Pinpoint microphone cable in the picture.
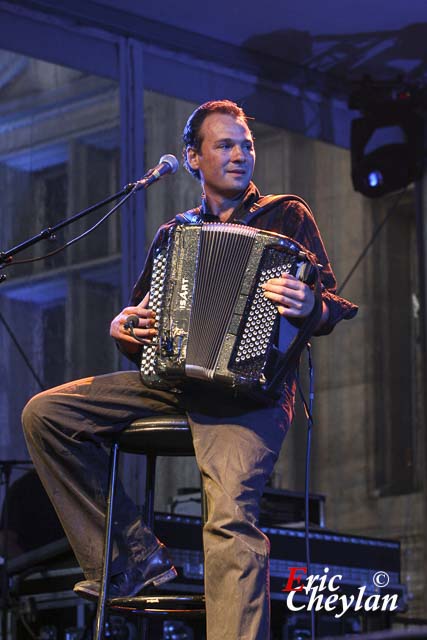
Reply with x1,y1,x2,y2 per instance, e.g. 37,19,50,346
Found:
337,187,406,296
296,342,316,640
0,309,45,391
1,186,137,268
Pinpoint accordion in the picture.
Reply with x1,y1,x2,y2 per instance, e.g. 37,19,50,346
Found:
140,223,321,402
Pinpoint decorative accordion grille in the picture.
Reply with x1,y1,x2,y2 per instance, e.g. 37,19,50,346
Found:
230,249,296,377
139,244,169,376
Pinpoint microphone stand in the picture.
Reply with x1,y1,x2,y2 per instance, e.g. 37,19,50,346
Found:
0,181,139,281
0,177,150,392
0,168,173,635
0,460,33,640
0,155,177,276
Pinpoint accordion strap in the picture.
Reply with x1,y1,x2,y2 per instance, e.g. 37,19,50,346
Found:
175,194,313,226
237,193,314,226
175,207,203,224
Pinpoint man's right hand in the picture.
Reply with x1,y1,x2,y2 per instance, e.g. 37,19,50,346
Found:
110,292,157,354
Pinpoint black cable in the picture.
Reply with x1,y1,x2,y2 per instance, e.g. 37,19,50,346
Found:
296,343,315,640
337,188,407,296
0,309,45,391
289,183,405,640
17,608,39,640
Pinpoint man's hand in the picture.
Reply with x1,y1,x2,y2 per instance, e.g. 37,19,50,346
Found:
262,273,315,318
110,292,157,354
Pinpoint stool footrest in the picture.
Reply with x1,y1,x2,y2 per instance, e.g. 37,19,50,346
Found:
109,594,206,616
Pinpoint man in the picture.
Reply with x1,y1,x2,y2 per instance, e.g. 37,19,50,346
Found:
22,100,357,640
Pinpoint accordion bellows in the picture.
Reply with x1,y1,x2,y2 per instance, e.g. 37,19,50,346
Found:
140,223,320,402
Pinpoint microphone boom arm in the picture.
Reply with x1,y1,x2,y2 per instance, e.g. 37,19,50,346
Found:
0,154,179,273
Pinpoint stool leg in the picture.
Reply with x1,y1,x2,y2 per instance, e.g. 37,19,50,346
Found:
141,454,156,640
144,454,156,530
94,441,120,640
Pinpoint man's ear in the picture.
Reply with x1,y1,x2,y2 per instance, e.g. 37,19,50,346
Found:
187,147,200,171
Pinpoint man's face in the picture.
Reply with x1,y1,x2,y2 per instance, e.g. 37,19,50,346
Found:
187,113,255,199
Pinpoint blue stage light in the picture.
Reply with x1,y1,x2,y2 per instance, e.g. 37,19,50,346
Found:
367,170,383,189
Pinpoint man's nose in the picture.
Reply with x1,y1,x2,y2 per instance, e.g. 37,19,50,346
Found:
231,145,245,162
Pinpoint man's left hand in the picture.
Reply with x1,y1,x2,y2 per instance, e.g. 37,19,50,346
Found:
262,273,315,318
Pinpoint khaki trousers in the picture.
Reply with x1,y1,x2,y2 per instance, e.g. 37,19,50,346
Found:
22,371,292,640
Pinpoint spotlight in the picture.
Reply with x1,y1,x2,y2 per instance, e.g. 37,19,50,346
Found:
350,111,424,198
349,81,425,198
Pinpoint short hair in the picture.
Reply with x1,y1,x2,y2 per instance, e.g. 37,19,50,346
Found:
182,100,251,180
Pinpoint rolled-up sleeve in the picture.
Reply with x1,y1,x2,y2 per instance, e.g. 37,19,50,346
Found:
279,200,358,335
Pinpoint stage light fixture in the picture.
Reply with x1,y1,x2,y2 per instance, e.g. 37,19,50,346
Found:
349,82,425,198
350,110,424,198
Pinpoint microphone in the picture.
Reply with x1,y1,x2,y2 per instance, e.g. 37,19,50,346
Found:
134,154,179,190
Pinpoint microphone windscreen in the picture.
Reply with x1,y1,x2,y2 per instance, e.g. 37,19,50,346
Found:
160,154,179,174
